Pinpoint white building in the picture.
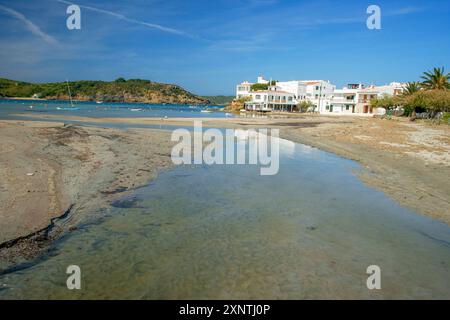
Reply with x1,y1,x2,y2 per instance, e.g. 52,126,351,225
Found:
236,76,404,115
374,82,405,97
235,76,271,99
300,80,336,113
276,81,308,101
236,81,252,99
324,82,405,115
324,84,379,115
244,86,297,112
257,76,269,85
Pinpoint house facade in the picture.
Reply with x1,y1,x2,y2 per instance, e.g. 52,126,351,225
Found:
323,84,379,115
236,76,405,115
244,86,297,112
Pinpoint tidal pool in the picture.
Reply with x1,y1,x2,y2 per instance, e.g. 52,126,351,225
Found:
1,137,449,299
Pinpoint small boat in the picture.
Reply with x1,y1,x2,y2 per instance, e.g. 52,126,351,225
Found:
201,109,213,113
130,108,142,112
96,101,103,104
58,79,79,111
57,107,80,111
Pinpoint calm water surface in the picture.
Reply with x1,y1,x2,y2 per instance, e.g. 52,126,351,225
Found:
0,99,229,121
0,135,449,299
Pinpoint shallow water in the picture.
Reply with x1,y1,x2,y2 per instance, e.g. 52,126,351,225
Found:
0,135,449,299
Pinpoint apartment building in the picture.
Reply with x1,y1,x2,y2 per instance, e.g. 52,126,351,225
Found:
236,76,404,115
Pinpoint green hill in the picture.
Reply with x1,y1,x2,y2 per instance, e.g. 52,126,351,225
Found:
201,95,235,105
0,77,210,105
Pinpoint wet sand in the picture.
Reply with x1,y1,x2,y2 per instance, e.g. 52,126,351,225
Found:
0,120,174,263
12,113,450,225
1,114,449,263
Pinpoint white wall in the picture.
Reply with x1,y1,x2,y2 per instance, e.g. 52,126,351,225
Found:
236,81,252,99
276,81,307,99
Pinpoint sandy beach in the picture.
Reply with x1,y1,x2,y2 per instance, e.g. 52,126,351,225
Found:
0,120,174,264
1,114,449,266
12,113,450,215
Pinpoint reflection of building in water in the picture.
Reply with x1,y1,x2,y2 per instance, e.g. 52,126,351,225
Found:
278,138,296,156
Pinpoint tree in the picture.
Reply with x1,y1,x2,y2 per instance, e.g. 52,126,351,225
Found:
370,94,398,113
297,100,313,112
251,83,269,91
416,89,450,113
403,82,421,95
400,82,422,118
421,67,450,90
403,89,450,118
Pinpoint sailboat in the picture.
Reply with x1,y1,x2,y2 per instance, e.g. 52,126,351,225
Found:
57,80,80,111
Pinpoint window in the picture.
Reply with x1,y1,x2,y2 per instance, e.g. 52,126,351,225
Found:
346,105,350,110
255,95,261,99
288,96,293,101
316,86,319,90
326,105,330,110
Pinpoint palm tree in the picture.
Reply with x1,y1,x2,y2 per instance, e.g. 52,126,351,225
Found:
403,82,421,95
421,67,450,90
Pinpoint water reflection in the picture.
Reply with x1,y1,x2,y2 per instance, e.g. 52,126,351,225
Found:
0,133,449,299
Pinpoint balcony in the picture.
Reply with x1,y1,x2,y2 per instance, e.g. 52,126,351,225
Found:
331,98,356,104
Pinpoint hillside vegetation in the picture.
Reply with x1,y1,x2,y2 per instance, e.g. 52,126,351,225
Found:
0,77,209,105
201,95,234,105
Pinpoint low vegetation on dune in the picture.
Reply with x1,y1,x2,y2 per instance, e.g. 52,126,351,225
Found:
0,77,210,105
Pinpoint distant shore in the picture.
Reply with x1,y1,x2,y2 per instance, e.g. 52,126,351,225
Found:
1,96,225,105
1,97,46,101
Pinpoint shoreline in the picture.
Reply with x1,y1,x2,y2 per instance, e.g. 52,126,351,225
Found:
0,120,175,267
1,114,449,266
11,113,450,222
1,97,223,106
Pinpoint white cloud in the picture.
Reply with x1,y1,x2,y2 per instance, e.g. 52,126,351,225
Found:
55,0,194,38
0,4,58,44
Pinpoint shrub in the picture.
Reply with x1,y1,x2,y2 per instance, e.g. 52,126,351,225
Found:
251,83,269,91
443,112,450,124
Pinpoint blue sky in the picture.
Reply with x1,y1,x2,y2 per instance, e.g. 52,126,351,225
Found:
0,0,449,95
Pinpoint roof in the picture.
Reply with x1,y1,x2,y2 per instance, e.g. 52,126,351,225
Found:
252,90,293,94
301,81,321,85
